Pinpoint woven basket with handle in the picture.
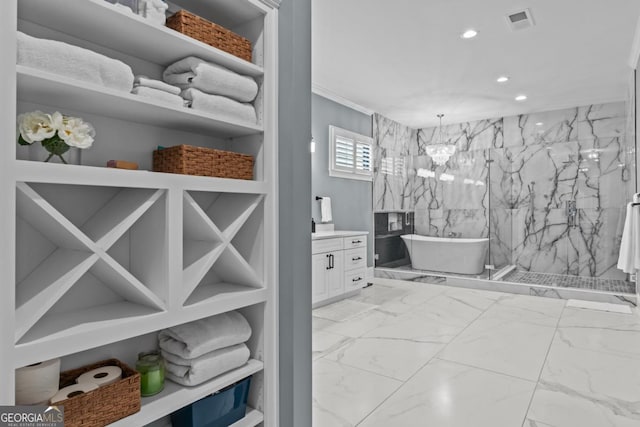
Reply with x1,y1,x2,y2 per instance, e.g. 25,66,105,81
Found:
56,358,140,427
153,145,254,180
166,10,252,62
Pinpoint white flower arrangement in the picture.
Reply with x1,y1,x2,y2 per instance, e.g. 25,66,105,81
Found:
17,111,95,163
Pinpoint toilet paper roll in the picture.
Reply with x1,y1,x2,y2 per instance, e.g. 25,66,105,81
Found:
76,365,122,387
15,358,61,405
50,383,99,404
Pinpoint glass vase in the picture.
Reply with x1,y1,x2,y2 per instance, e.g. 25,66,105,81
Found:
29,143,81,165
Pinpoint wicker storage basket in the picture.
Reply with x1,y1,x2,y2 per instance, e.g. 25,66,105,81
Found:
56,359,140,427
153,145,254,180
166,10,252,62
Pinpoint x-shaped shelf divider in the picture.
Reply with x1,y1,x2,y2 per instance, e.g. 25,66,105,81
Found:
15,183,166,342
182,192,265,304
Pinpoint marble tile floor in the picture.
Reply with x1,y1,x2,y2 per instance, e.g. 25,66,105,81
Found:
502,270,636,294
312,277,640,427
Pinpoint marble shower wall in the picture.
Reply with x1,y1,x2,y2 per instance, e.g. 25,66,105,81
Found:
497,103,630,278
373,102,633,278
373,114,418,211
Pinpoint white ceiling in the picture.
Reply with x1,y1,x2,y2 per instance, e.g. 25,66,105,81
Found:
312,0,640,128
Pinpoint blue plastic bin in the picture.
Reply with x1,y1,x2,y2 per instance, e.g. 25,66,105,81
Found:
171,376,251,427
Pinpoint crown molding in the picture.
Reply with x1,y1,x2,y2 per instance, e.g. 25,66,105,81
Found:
312,83,375,116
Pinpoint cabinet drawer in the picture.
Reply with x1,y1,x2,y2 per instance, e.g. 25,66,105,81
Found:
344,248,366,271
345,268,366,291
312,238,343,254
343,235,366,250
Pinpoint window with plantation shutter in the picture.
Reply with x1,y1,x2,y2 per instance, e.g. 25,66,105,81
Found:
328,125,374,181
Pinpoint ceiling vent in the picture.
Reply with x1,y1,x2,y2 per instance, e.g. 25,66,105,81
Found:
506,9,534,31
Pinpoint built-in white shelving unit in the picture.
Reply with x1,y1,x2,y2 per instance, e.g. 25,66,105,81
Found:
1,0,279,425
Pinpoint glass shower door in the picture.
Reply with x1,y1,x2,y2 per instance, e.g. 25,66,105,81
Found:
488,124,634,286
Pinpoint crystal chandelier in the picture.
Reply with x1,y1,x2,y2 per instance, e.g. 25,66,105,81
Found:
426,113,456,166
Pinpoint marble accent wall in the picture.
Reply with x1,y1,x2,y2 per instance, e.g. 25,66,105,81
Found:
373,102,632,279
373,114,418,211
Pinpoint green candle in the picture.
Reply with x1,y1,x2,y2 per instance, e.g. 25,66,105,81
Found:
136,351,165,397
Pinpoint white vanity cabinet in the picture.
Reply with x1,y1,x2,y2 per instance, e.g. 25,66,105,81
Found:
312,232,367,306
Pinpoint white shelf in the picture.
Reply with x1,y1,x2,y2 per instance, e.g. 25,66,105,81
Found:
184,283,266,308
17,66,263,138
109,359,264,427
230,407,265,427
14,287,268,367
15,161,269,194
18,0,265,77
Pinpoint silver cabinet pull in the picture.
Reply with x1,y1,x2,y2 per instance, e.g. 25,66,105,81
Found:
352,240,362,244
352,256,362,261
352,277,362,282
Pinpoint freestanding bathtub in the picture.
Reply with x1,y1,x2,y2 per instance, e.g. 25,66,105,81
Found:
400,234,489,275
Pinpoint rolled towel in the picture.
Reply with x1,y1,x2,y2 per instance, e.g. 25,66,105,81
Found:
182,88,257,124
163,56,258,103
159,311,252,359
131,86,184,107
162,344,250,387
134,75,181,95
17,31,134,92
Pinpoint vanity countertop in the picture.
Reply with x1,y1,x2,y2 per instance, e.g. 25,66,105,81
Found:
312,230,369,240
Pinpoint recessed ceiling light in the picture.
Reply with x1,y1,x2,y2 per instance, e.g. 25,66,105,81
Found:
515,95,528,101
461,29,478,39
497,76,509,83
535,122,544,126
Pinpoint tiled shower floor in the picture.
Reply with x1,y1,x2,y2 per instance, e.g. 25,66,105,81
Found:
501,270,636,294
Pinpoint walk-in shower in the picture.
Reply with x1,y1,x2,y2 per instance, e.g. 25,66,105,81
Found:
373,102,637,305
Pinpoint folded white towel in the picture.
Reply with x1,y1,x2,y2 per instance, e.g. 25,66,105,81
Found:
17,31,134,92
163,56,258,103
158,311,252,359
182,88,257,124
131,86,184,107
617,203,640,274
163,344,250,386
134,75,181,95
137,0,168,25
320,197,333,223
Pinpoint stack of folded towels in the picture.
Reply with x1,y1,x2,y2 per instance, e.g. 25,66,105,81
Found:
158,311,252,387
131,75,184,107
17,31,134,92
163,56,258,124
